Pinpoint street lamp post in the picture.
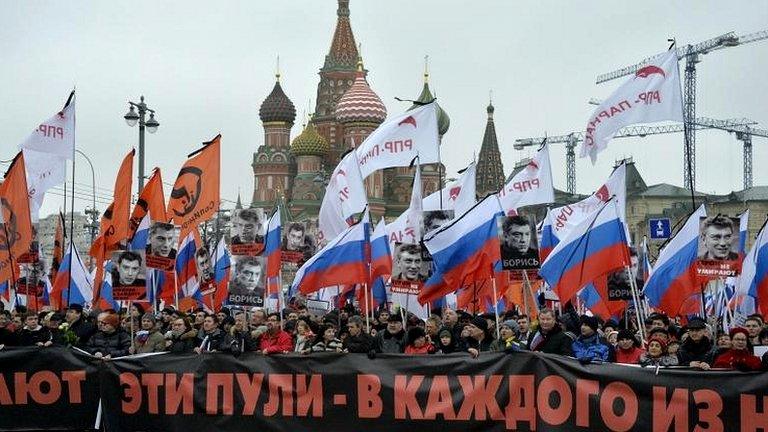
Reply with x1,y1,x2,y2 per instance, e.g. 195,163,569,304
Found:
75,149,99,244
123,96,160,191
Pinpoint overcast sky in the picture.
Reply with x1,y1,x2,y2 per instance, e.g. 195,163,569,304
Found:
1,0,766,218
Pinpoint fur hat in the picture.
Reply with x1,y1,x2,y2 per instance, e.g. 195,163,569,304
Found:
580,315,600,332
470,316,489,333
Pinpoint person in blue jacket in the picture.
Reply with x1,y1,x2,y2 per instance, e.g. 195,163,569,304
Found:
572,315,614,363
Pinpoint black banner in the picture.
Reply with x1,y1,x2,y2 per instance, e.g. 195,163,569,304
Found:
0,347,100,431
3,348,768,431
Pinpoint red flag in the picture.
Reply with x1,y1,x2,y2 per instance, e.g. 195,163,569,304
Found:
168,135,220,240
129,167,167,239
0,152,34,283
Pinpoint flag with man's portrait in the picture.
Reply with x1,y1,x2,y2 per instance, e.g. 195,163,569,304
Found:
168,135,221,240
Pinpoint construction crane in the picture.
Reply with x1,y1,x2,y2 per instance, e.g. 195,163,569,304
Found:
595,30,768,190
514,117,768,193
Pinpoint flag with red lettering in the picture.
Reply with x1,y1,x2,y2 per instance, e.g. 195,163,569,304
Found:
168,135,221,240
581,49,683,162
422,162,476,215
354,103,439,179
498,143,554,214
0,153,34,284
317,150,367,245
385,163,424,249
19,91,76,220
129,168,167,240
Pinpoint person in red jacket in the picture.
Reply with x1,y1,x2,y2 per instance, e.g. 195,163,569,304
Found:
404,326,435,355
615,329,644,364
258,313,293,355
713,327,762,371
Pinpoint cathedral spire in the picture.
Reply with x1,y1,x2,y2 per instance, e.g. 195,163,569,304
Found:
324,0,359,71
475,97,505,196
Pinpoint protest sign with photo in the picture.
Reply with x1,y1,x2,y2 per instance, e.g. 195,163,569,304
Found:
696,215,741,277
110,250,147,300
391,242,428,295
281,221,316,264
227,255,265,306
230,208,266,256
145,221,178,271
498,215,540,270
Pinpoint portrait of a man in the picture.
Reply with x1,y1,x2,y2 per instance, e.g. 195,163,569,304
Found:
499,215,540,270
392,243,427,283
231,209,265,245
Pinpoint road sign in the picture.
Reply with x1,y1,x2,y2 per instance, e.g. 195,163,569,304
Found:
648,218,671,239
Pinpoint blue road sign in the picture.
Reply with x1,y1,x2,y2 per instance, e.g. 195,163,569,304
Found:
648,218,671,239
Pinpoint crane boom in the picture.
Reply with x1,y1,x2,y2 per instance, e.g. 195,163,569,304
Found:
514,117,767,192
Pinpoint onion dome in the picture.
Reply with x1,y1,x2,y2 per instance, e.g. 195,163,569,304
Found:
410,68,450,136
335,60,387,124
259,75,296,124
290,120,330,157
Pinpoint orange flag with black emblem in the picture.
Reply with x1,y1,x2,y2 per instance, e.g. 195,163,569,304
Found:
129,167,167,240
168,135,220,239
0,152,34,283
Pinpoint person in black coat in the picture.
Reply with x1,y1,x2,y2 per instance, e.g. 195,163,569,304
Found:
343,316,374,353
676,317,715,369
0,310,18,348
65,304,96,347
165,317,197,354
224,312,257,355
373,314,406,353
18,312,52,346
86,313,131,358
194,314,227,353
526,309,574,357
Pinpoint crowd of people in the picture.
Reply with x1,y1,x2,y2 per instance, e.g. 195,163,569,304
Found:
1,300,767,372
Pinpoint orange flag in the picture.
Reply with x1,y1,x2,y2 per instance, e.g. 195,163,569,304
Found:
129,167,167,239
94,149,134,251
168,135,220,239
0,152,34,283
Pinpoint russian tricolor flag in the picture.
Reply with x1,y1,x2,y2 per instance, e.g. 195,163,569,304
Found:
419,195,504,305
370,217,392,281
738,210,749,255
95,261,121,311
645,205,707,315
539,197,629,305
539,209,558,262
176,232,199,299
740,217,768,312
264,209,281,279
129,214,150,251
50,243,94,308
292,210,370,295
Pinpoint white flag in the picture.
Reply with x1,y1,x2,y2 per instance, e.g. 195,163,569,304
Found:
20,92,75,158
19,92,76,220
497,143,554,214
423,162,476,215
355,103,439,179
317,150,368,245
385,165,426,248
549,163,627,240
581,50,683,162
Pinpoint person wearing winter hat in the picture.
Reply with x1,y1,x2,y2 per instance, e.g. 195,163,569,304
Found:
374,313,406,354
491,320,524,352
713,327,762,371
638,336,678,367
405,326,435,355
130,313,166,354
86,312,131,358
572,315,613,363
436,328,458,354
677,316,715,369
615,328,644,364
466,316,493,358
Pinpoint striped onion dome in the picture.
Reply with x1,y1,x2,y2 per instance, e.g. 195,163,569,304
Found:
335,60,387,124
290,120,330,157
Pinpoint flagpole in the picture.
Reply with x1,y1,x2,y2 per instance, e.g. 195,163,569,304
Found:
67,91,77,308
2,223,20,309
626,266,645,343
174,270,180,311
364,282,370,334
129,300,135,353
491,273,501,342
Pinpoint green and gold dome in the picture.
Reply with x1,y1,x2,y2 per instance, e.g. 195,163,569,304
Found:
290,120,330,157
